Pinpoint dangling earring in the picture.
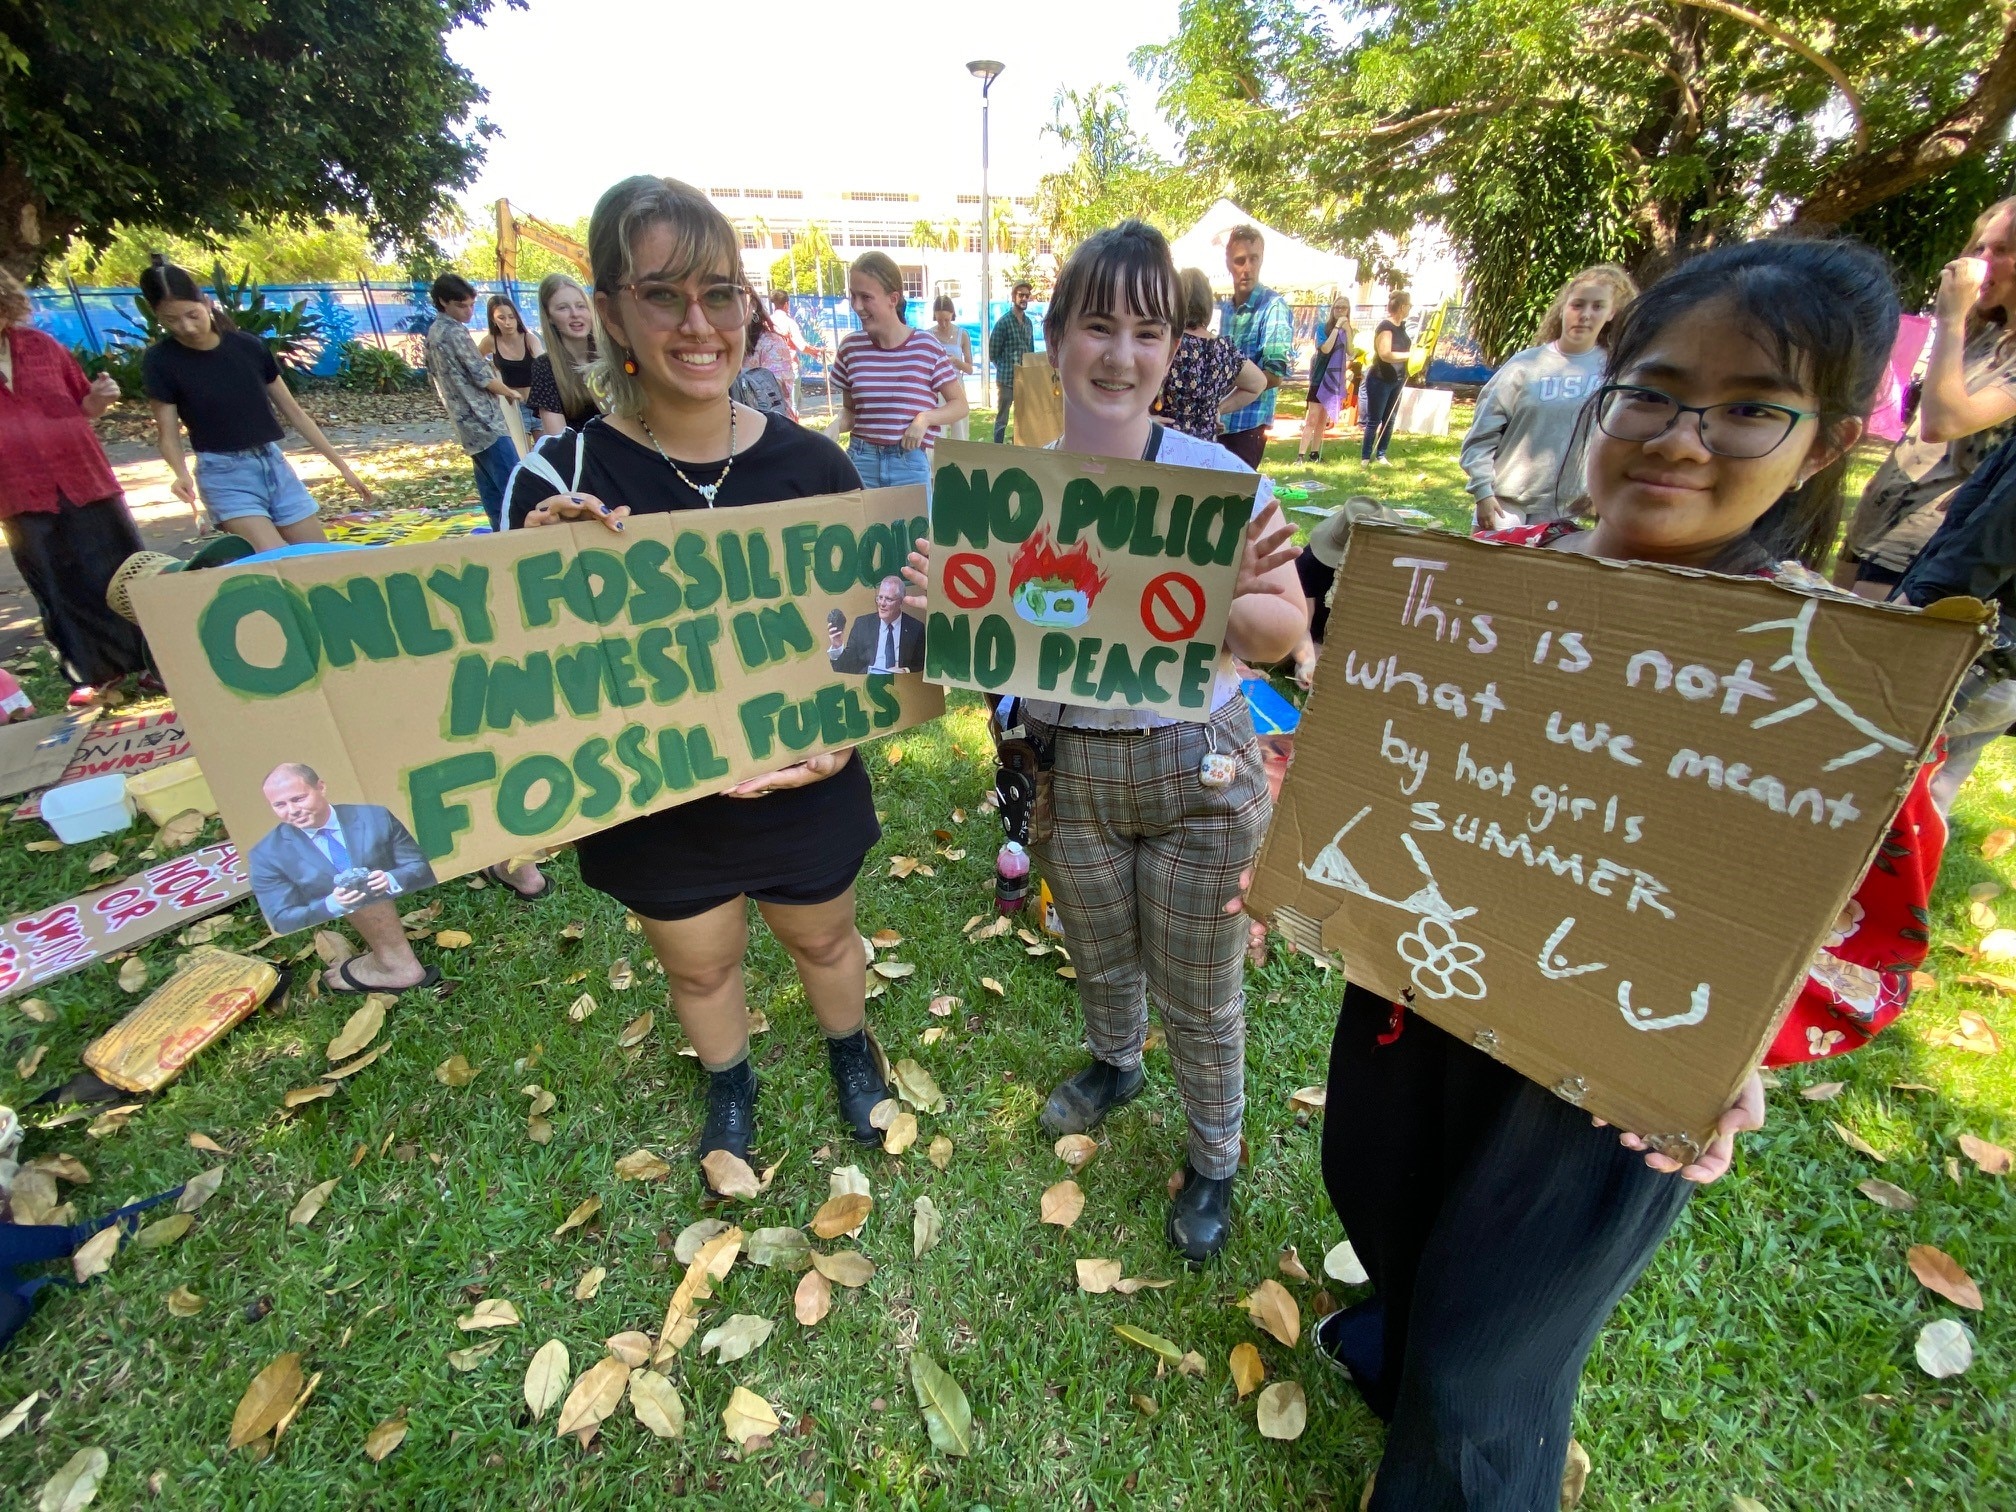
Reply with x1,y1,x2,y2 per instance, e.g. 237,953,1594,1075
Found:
622,350,638,376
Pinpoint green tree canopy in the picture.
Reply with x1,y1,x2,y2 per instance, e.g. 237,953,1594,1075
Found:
768,225,848,295
1036,85,1206,255
0,0,512,277
46,216,406,286
1136,0,2016,358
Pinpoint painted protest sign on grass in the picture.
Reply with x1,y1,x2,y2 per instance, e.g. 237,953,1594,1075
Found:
1250,525,1987,1155
923,440,1256,718
131,487,944,935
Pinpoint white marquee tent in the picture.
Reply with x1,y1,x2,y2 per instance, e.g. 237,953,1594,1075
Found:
1165,199,1357,295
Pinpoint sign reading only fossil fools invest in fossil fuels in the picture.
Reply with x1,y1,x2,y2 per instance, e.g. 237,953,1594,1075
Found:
1249,525,1988,1156
131,487,944,934
923,441,1257,718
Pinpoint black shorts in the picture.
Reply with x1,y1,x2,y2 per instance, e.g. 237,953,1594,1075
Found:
1851,558,1906,588
606,851,868,923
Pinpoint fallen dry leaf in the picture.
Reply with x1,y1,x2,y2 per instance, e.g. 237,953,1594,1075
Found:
1830,1121,1884,1160
630,1368,685,1438
605,1331,653,1367
1056,966,1077,980
1113,1322,1184,1362
433,929,473,950
981,976,1006,996
888,855,920,878
1256,1381,1307,1441
1076,1257,1122,1294
722,1385,780,1449
746,1227,813,1271
1800,1081,1846,1102
85,1104,141,1138
362,1412,407,1462
1243,1279,1301,1347
868,1098,899,1130
326,998,387,1062
555,1355,629,1442
811,1192,873,1239
176,1165,226,1214
1858,1178,1918,1211
1111,1276,1176,1295
928,995,960,1017
913,1194,942,1259
165,1285,204,1318
608,957,635,991
892,1058,946,1113
0,1390,39,1441
1279,1245,1312,1283
615,1147,672,1182
16,998,55,1024
673,1219,733,1264
117,957,149,993
1981,827,2016,860
1054,1134,1098,1171
86,850,117,874
872,960,916,980
324,1045,385,1080
16,1044,45,1079
35,1446,109,1510
136,1212,192,1250
313,930,355,965
282,1083,336,1109
883,1110,919,1155
1230,1341,1266,1398
229,1352,303,1449
812,1249,876,1288
928,1134,954,1171
701,1314,776,1365
1287,1085,1327,1114
524,1339,570,1420
289,1177,338,1226
554,1196,601,1237
616,1011,654,1049
22,839,61,853
457,1298,522,1331
1959,1133,2013,1175
701,1150,762,1199
795,1267,834,1326
573,1266,606,1301
1970,898,2000,931
434,1053,477,1087
445,1339,502,1371
1907,1244,1984,1310
1040,1179,1085,1228
526,1116,554,1145
71,1226,117,1283
1916,1317,1974,1377
188,1132,227,1155
567,992,598,1022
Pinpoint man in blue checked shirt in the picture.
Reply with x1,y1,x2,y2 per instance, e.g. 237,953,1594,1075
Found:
1217,226,1293,468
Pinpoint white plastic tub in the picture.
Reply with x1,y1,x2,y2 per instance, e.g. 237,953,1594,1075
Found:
41,773,135,844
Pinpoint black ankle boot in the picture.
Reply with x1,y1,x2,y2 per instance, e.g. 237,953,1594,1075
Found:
827,1029,890,1144
699,1061,756,1183
1166,1163,1234,1263
1040,1058,1145,1137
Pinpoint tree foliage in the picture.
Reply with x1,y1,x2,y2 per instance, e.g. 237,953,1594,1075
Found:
1036,85,1207,254
46,216,404,286
768,225,848,295
1135,0,2016,353
0,0,514,277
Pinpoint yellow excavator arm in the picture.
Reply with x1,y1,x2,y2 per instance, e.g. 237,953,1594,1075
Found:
494,200,590,282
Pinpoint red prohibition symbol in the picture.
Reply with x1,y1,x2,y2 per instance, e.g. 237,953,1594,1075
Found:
943,552,998,610
1140,572,1208,642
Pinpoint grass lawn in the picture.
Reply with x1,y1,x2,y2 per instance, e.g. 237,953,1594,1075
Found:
0,407,2009,1510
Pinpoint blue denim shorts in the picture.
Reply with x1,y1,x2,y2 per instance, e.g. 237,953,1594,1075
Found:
848,440,931,490
195,443,321,528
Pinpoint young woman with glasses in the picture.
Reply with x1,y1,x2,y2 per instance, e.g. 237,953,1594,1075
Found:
503,175,893,1191
833,252,967,487
1313,239,1947,1511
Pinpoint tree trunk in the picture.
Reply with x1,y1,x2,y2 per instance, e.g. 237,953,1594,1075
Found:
1793,15,2016,227
0,153,73,281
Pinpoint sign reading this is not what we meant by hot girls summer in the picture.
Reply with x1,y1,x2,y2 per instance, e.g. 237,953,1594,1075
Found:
1251,524,1989,1155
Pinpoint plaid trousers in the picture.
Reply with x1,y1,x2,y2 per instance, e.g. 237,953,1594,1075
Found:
1031,699,1272,1179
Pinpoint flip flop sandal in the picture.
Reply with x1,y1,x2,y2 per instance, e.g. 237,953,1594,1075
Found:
325,959,443,996
485,863,555,902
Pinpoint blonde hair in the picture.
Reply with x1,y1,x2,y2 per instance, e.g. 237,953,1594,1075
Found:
535,272,597,422
1966,198,2016,331
0,267,29,328
849,251,907,324
1178,268,1214,330
1535,263,1638,348
585,174,745,420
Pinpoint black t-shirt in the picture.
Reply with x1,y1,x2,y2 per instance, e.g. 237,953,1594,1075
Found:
1372,319,1412,385
527,353,599,429
141,330,284,453
506,412,881,907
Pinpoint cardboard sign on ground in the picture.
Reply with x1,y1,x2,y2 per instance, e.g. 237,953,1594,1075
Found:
0,708,98,800
924,440,1256,719
130,488,945,934
1250,525,1988,1154
14,709,189,818
0,842,250,1001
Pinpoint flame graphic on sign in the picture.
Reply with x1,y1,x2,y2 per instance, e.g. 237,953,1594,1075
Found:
1007,528,1109,628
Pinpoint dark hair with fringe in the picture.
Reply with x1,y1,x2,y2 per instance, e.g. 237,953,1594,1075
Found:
485,294,528,343
1043,220,1182,351
139,256,232,334
429,272,477,311
1571,236,1900,571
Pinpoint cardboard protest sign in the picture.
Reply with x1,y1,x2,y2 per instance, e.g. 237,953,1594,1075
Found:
0,708,98,801
14,709,190,818
1250,525,1988,1154
924,440,1256,718
1011,352,1062,450
130,488,944,935
0,842,249,1001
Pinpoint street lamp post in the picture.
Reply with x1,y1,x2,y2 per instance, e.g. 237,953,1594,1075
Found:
967,59,1004,417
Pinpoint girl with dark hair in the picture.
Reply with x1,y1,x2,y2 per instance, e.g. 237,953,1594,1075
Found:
503,175,893,1190
479,294,543,407
833,251,967,488
528,273,598,437
1314,237,1939,1512
926,294,975,440
903,220,1304,1261
733,283,795,419
1296,295,1354,463
140,257,372,549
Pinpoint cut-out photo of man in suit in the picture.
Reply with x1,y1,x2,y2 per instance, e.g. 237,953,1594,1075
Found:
828,576,924,674
249,762,441,995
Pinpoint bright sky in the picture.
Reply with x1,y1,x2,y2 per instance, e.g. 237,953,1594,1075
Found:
447,0,1184,222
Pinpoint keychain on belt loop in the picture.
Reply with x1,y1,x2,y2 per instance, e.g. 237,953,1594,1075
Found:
1198,718,1234,788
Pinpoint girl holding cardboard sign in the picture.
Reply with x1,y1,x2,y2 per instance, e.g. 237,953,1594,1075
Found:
1316,239,1946,1511
505,175,894,1192
906,222,1304,1261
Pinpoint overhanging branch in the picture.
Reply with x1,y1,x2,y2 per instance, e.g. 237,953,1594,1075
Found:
1671,0,1866,152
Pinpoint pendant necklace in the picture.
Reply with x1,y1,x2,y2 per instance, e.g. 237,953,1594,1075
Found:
640,400,736,507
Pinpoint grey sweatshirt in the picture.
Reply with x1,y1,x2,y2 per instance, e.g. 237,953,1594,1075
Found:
1459,342,1608,521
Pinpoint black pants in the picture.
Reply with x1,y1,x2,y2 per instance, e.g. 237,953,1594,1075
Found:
1322,984,1694,1511
1220,424,1268,468
993,375,1013,443
2,497,149,687
1296,547,1336,643
1360,374,1402,459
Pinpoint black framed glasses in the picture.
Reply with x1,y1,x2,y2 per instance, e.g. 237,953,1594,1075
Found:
621,280,746,330
1594,384,1818,459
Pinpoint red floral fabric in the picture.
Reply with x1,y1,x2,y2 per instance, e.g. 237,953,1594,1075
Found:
1470,518,1945,1067
0,326,121,518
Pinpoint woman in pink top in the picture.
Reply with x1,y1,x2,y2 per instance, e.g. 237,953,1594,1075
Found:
833,251,967,487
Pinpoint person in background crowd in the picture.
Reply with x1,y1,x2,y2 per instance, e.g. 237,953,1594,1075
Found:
987,281,1036,443
904,221,1304,1263
927,295,974,440
1316,238,1927,1512
479,294,543,427
1155,267,1265,442
424,273,521,527
0,266,152,706
1297,295,1355,463
738,285,797,419
833,252,967,487
505,174,893,1185
1360,291,1414,465
1218,225,1292,468
1841,198,2016,597
766,288,826,415
528,273,599,437
1464,264,1637,527
140,258,373,552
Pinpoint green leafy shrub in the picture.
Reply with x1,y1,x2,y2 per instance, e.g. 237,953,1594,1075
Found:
336,340,423,393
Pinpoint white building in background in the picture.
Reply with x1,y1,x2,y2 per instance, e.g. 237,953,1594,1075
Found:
708,185,1055,315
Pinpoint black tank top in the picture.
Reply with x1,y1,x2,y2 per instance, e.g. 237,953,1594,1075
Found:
492,341,534,389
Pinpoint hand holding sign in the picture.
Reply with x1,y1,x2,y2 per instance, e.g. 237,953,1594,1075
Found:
523,491,629,534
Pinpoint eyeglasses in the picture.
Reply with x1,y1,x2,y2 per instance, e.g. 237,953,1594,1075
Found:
1594,384,1818,460
620,280,746,330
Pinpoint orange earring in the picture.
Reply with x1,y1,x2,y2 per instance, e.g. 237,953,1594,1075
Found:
622,351,638,375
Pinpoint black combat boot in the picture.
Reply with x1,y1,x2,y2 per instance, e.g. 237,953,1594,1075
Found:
1039,1057,1145,1136
827,1029,891,1144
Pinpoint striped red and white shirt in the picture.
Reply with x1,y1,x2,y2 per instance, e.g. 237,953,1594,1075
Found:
833,329,958,447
